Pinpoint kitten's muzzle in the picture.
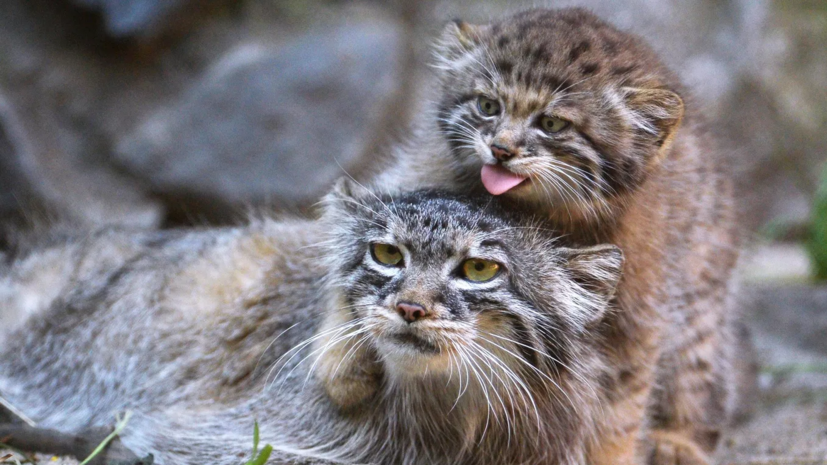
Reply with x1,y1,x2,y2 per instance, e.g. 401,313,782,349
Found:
396,301,429,324
490,143,516,162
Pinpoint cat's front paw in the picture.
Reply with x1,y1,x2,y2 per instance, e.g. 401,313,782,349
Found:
314,328,382,411
323,372,379,411
647,431,711,465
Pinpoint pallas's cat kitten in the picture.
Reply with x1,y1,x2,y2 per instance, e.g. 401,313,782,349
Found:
0,183,623,465
375,7,747,465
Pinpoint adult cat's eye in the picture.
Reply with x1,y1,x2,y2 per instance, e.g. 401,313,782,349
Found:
461,258,501,282
371,243,403,267
477,97,501,116
539,115,570,133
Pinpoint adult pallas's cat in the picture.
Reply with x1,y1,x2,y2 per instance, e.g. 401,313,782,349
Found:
374,8,747,465
0,184,623,465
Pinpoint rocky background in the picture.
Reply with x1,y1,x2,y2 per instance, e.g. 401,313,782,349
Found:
1,0,826,463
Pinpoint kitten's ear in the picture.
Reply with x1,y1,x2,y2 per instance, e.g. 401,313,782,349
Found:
435,19,484,62
561,244,624,322
623,87,684,165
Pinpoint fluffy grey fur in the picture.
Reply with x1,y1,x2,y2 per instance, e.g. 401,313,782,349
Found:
0,185,623,465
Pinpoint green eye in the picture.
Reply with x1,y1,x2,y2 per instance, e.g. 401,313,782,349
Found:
461,259,501,282
371,243,403,267
478,97,501,116
539,116,570,133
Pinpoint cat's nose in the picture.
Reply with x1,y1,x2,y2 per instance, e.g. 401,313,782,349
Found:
490,144,515,162
396,302,429,323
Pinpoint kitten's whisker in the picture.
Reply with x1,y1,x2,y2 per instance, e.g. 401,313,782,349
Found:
535,170,575,222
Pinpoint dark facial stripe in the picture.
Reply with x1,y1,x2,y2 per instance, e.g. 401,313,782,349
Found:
507,315,540,368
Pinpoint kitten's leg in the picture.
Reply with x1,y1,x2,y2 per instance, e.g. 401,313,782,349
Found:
588,319,662,465
313,307,382,410
645,287,735,465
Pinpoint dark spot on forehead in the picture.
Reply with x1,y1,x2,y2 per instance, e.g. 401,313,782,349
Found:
580,62,600,75
611,64,638,76
497,35,510,48
530,47,548,63
567,40,591,64
556,78,573,92
602,39,618,54
496,59,514,75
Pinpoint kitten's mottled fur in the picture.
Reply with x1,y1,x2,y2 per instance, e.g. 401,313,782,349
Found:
373,8,748,465
0,186,623,465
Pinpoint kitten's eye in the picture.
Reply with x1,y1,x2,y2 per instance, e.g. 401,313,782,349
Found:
539,116,570,133
461,259,501,282
371,243,403,267
477,97,501,116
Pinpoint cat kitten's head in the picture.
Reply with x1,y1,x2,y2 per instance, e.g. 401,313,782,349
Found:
321,180,623,383
432,8,684,221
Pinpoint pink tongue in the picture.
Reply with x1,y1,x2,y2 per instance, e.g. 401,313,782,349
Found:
481,164,528,195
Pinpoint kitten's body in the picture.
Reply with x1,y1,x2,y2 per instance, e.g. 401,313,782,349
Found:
0,190,623,465
374,8,745,465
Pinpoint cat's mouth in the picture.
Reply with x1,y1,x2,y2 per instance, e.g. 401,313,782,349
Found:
388,331,441,354
480,164,529,196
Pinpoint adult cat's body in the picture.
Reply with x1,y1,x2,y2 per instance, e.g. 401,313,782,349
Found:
374,8,745,465
0,188,623,465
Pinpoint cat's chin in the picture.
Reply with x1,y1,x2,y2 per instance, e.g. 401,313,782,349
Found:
376,335,454,379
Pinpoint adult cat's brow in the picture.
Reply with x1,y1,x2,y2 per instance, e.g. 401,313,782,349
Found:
479,238,504,247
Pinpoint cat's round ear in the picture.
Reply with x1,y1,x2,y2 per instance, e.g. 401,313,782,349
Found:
622,87,684,166
435,19,484,63
322,178,365,216
560,244,624,322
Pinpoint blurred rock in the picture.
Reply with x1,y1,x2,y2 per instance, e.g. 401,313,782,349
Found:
0,91,163,233
0,0,823,233
69,0,194,37
115,20,404,220
740,243,812,283
745,283,827,355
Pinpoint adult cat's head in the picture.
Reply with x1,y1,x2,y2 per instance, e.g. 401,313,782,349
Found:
321,180,622,388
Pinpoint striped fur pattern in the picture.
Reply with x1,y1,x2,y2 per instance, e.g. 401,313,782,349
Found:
376,8,747,465
0,187,624,465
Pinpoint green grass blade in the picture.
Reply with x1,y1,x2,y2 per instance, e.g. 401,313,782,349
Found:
811,164,827,281
79,411,133,465
244,445,273,465
252,421,260,457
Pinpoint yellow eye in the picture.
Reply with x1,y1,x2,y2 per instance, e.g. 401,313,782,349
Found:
539,116,570,133
478,97,501,116
371,243,403,267
461,259,501,282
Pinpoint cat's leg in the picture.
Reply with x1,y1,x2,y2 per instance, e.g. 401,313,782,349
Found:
588,318,663,465
645,277,739,465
